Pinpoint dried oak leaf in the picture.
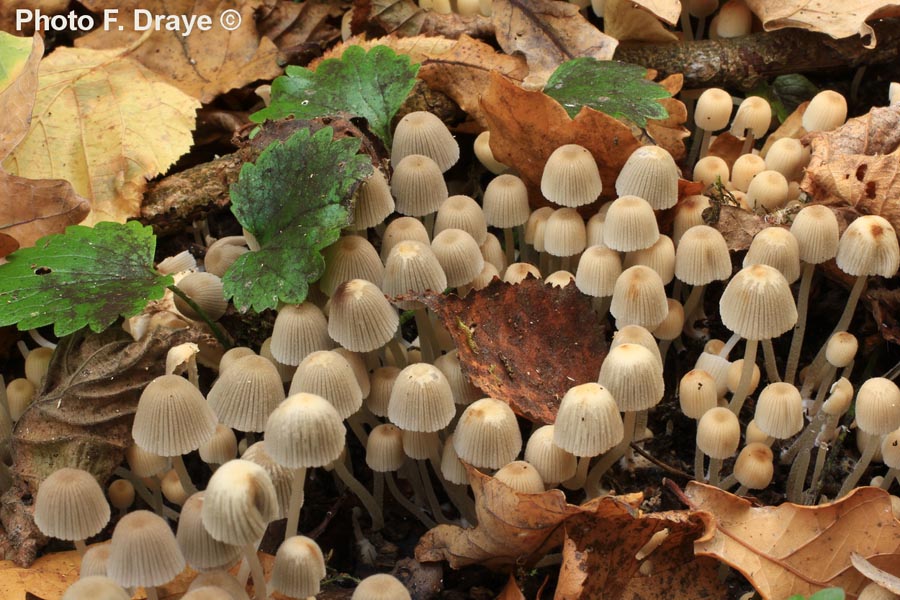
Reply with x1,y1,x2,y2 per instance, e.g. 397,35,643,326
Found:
603,0,679,44
630,0,681,25
352,0,427,37
491,0,618,80
801,104,900,234
645,73,690,161
257,0,341,54
412,277,607,424
0,325,206,566
744,0,900,46
76,0,281,104
678,482,900,599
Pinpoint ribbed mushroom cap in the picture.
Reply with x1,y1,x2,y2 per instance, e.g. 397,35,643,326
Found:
802,90,847,132
391,111,459,172
320,235,384,297
694,351,731,398
754,382,803,439
730,154,766,193
199,425,238,466
204,237,248,278
80,543,111,578
545,270,575,288
856,378,900,436
836,215,900,277
402,429,441,460
270,302,333,366
380,216,430,262
611,325,663,366
241,441,292,520
63,576,130,600
524,425,577,485
432,228,484,287
483,174,531,228
480,233,508,274
624,235,675,285
585,208,606,248
173,272,228,322
504,262,542,284
540,143,602,207
366,424,406,472
652,298,685,341
730,96,771,139
602,195,660,252
441,433,469,485
187,571,250,600
265,393,346,468
790,205,839,264
719,264,798,340
352,573,412,600
553,383,623,457
693,156,729,188
177,492,242,571
434,195,488,245
733,443,774,490
745,419,768,445
679,369,717,419
454,398,522,469
524,206,553,247
271,535,326,598
696,407,741,459
825,331,858,368
610,265,668,330
217,346,256,375
201,459,278,546
473,130,508,175
125,444,169,478
351,169,395,232
107,510,185,588
367,366,400,417
675,225,732,286
332,348,370,399
575,245,621,298
764,137,806,181
259,338,295,384
598,343,665,412
34,468,110,542
743,227,801,283
388,363,455,432
544,208,587,257
434,349,481,405
726,359,761,396
460,262,501,296
328,279,399,352
133,374,217,457
207,355,284,432
615,145,680,210
382,240,448,310
746,170,789,211
391,154,448,217
694,88,733,131
494,461,545,494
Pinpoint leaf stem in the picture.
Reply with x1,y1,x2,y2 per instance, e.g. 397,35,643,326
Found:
167,284,233,349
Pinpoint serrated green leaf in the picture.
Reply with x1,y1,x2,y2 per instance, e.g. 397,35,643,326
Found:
0,221,172,336
808,589,845,600
224,127,373,313
544,58,671,126
251,45,419,146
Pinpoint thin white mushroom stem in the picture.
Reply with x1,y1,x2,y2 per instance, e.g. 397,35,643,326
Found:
416,459,450,525
591,296,612,318
584,410,636,497
347,413,369,447
413,308,438,363
881,468,899,491
811,365,838,416
717,473,737,490
385,470,437,528
728,339,758,415
564,456,592,490
809,441,831,500
28,329,57,349
427,449,476,524
112,467,178,519
781,412,827,464
681,284,706,326
761,339,781,383
785,263,815,384
807,274,868,376
694,442,706,482
284,467,307,542
734,484,749,496
331,458,385,531
383,337,407,369
244,543,267,600
718,332,741,359
172,454,198,496
838,433,879,497
707,458,724,486
740,132,756,156
786,447,812,503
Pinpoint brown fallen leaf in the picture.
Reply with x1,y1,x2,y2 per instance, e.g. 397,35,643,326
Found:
851,553,900,594
491,0,618,80
707,132,745,172
603,0,679,43
631,0,681,25
709,205,767,252
0,0,68,34
498,574,527,600
760,101,809,157
352,0,426,37
801,104,900,234
677,482,900,599
258,0,341,53
744,0,900,46
645,73,690,161
0,173,90,253
411,277,608,424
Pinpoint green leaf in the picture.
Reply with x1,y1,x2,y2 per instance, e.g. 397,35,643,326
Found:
251,45,419,146
749,75,819,123
0,221,172,337
544,58,671,126
224,127,373,313
808,589,845,600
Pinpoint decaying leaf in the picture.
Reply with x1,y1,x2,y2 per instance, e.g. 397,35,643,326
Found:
0,32,41,159
760,101,809,156
603,0,679,43
707,131,745,171
0,0,68,34
630,0,681,25
413,277,607,424
0,325,207,566
801,104,900,234
851,553,900,594
76,0,281,104
0,173,90,255
491,0,618,80
2,45,200,225
678,482,900,599
257,0,341,53
498,574,527,600
645,73,690,161
709,205,767,252
743,0,900,46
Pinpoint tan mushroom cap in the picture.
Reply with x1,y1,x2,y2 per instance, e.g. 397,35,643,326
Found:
382,240,448,310
270,302,333,366
177,492,242,571
328,279,399,352
743,227,801,283
692,156,729,188
133,374,217,457
352,573,412,600
523,425,577,485
187,571,250,600
524,206,553,247
173,272,228,322
204,236,248,278
825,331,858,368
494,460,546,494
391,111,459,172
733,443,774,490
730,154,766,193
504,262,542,284
434,195,488,245
391,154,448,217
615,145,680,210
201,459,278,547
575,245,621,298
351,168,395,231
441,433,469,485
746,170,789,211
674,225,731,286
694,351,731,398
473,130,508,175
545,270,575,288
610,265,668,330
602,195,660,252
80,543,111,578
540,143,602,207
107,510,186,588
694,88,732,131
259,337,295,384
624,235,675,285
696,407,741,459
217,346,256,375
726,359,761,396
544,208,587,257
553,383,623,457
598,343,664,412
125,444,169,478
6,377,34,421
388,363,455,432
265,393,347,468
320,235,384,297
652,298,685,341
62,576,130,600
719,264,798,340
856,378,900,436
480,232,508,274
802,90,847,132
836,215,900,277
730,96,771,139
434,349,481,405
790,205,840,265
402,429,441,460
483,174,531,228
367,366,400,417
34,468,110,542
679,369,717,419
271,535,326,599
207,355,284,432
380,216,430,262
764,137,807,181
366,424,406,472
611,325,663,366
453,398,523,469
754,382,803,439
199,425,238,466
242,441,293,520
432,228,485,287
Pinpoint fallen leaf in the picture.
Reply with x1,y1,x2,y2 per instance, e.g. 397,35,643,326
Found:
603,0,679,43
707,131,745,171
645,73,690,161
499,574,527,600
0,325,207,566
0,32,41,159
353,0,427,37
743,0,900,46
630,0,681,25
0,0,68,34
76,0,281,104
678,482,900,599
760,101,809,157
3,45,200,225
258,0,340,52
491,0,618,80
0,173,90,253
709,205,767,252
412,277,608,424
851,553,900,594
801,105,900,235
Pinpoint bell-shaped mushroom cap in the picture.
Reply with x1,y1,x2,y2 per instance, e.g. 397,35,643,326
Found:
483,174,530,228
328,279,399,352
791,205,840,265
696,407,741,459
825,331,858,368
743,227,801,283
241,441,292,520
366,424,406,472
402,430,441,460
367,366,400,417
585,208,607,248
726,359,761,396
674,225,731,285
610,265,668,330
133,374,217,457
352,573,412,600
524,425,577,485
391,111,459,172
754,382,803,439
624,235,675,285
856,378,900,436
173,272,228,322
746,170,789,211
694,352,731,398
611,325,663,366
382,240,448,310
125,444,169,478
715,0,752,37
653,298,685,341
320,235,384,297
730,96,771,139
380,216,430,262
454,398,522,469
351,169,395,231
441,433,469,485
764,137,807,181
544,208,587,258
480,232,508,274
290,350,364,418
432,228,484,287
679,370,717,419
730,153,765,193
434,195,488,245
388,363,455,432
434,349,481,405
107,510,186,588
7,377,35,421
554,383,623,457
177,492,242,571
270,302,333,366
733,443,774,490
473,130,508,175
80,543,111,578
836,215,900,277
265,393,346,468
207,355,285,432
575,245,621,298
271,535,327,599
602,195,660,252
217,346,256,375
598,343,664,412
199,425,238,466
615,145,680,210
63,576,130,600
822,377,854,417
34,468,110,542
802,90,847,132
391,154,448,217
693,156,729,188
719,264,798,340
540,143,602,208
188,571,250,600
204,237,248,278
494,460,545,494
524,206,553,247
259,338,295,384
201,459,278,546
504,262,542,284
694,88,733,131
332,347,370,399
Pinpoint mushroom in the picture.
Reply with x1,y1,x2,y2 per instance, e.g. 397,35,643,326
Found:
689,88,732,164
696,407,741,486
434,195,488,245
320,235,384,297
483,174,530,264
177,492,242,572
473,130,508,174
391,111,459,172
838,378,900,497
34,468,110,556
62,576,130,600
107,510,186,600
80,543,111,578
540,143,602,208
615,146,679,210
352,573,412,600
269,302,332,367
350,169,395,233
207,355,284,434
270,536,327,600
494,460,546,493
732,443,775,495
524,425,577,487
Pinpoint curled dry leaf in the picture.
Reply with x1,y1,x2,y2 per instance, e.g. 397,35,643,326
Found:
801,104,900,234
851,553,900,594
630,0,682,25
743,0,900,46
411,277,608,424
677,482,900,599
352,0,427,38
603,0,679,44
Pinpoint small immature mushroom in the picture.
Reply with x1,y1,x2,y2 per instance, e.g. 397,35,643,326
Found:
199,424,238,467
107,510,186,600
675,225,732,328
715,0,753,38
611,325,663,367
524,206,554,262
575,245,622,315
692,156,729,188
680,369,718,479
207,355,284,433
696,407,741,486
653,299,685,356
204,236,248,277
434,195,488,245
754,382,803,443
390,154,448,219
454,398,523,469
161,469,190,505
320,235,384,297
540,143,602,208
730,96,772,155
602,195,660,252
745,170,789,211
764,137,807,181
730,154,766,193
177,492,242,572
25,346,53,387
34,468,111,556
524,425,577,486
7,377,35,421
585,203,610,247
441,433,470,486
690,88,732,163
391,111,459,172
504,262,542,284
269,302,332,367
838,378,900,497
494,461,546,493
726,360,761,398
802,90,847,132
352,573,412,600
107,479,135,515
367,366,400,417
388,363,456,433
290,350,363,421
80,543,111,578
732,443,775,495
615,146,680,210
350,168,395,232
881,429,900,491
434,349,481,405
173,272,228,322
483,174,531,264
62,576,130,600
473,130,508,174
271,536,327,599
366,424,424,525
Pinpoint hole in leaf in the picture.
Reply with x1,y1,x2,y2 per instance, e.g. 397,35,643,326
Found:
34,267,52,275
856,164,868,181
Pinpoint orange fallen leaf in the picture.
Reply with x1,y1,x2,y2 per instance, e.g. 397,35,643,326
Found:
744,0,900,46
646,73,690,161
677,482,900,599
707,132,745,172
498,574,527,600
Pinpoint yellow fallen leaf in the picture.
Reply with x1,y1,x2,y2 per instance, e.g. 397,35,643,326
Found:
0,32,41,160
3,44,200,225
